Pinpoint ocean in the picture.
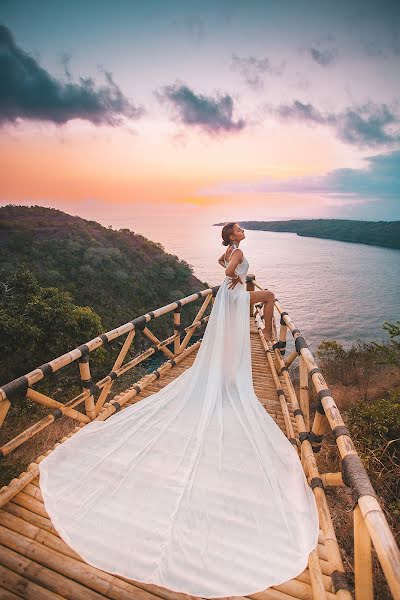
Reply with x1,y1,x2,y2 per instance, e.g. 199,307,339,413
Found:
101,215,400,353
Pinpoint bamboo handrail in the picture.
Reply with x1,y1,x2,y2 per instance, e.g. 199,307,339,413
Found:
252,284,400,600
0,284,221,457
253,309,351,599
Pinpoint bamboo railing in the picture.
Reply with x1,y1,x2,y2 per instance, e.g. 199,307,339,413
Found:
0,274,399,600
251,278,400,600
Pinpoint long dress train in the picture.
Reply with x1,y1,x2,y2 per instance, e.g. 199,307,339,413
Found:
39,249,320,598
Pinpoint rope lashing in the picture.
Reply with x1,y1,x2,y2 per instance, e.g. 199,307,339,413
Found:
341,454,378,508
299,430,323,452
315,388,332,415
51,408,63,420
279,311,289,325
38,362,54,376
331,570,351,593
80,379,101,397
130,315,147,331
272,340,286,351
1,376,29,403
309,368,321,378
295,336,309,353
332,425,350,439
77,344,90,361
99,333,113,349
310,477,325,490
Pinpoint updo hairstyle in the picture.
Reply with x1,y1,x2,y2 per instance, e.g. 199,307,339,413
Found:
221,222,236,246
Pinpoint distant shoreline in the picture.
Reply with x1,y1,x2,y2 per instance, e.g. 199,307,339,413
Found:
214,219,400,251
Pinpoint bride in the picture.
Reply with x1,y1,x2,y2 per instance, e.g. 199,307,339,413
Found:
39,221,320,598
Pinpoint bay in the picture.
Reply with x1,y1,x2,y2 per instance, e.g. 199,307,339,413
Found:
102,215,400,353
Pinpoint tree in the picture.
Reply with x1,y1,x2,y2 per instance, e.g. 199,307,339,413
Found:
0,265,106,387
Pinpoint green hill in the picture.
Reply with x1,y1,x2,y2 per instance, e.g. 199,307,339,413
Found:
215,219,400,250
0,205,208,383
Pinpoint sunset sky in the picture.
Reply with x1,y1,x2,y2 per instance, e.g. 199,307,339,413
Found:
1,0,399,224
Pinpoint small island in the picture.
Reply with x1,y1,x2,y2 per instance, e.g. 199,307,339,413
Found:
214,219,400,250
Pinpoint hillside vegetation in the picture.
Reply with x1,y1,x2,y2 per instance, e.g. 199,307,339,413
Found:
0,204,208,385
314,322,400,598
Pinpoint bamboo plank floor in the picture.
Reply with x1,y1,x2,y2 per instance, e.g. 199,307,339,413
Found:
0,316,340,600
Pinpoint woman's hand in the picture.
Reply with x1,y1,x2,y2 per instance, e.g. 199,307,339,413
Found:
227,275,243,289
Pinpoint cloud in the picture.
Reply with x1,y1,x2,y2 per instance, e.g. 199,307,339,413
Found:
264,98,400,148
155,82,245,135
307,46,338,66
198,149,400,203
230,54,286,90
0,24,144,126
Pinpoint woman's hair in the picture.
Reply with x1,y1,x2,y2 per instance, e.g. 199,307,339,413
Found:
221,222,236,246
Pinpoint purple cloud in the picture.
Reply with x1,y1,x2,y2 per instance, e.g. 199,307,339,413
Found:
0,25,144,126
265,99,400,148
231,54,286,90
156,82,245,135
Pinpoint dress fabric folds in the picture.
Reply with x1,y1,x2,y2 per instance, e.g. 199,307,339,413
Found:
39,250,320,598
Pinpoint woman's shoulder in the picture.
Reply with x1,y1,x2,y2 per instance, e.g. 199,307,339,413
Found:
225,246,243,261
231,247,244,260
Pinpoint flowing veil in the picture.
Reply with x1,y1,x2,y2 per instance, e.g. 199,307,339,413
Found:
39,249,320,598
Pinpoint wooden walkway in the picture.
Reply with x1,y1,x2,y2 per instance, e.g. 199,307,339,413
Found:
0,316,338,600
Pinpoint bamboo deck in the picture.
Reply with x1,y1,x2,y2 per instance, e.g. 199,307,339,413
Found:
0,317,339,600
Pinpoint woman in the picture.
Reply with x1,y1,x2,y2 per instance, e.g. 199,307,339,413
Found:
217,222,275,340
39,222,319,598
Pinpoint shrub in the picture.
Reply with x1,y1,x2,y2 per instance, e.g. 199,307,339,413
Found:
345,388,400,517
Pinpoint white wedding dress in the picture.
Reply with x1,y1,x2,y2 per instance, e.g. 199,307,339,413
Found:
39,248,320,598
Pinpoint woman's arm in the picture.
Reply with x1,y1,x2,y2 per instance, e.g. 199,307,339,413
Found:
217,252,226,267
225,250,243,278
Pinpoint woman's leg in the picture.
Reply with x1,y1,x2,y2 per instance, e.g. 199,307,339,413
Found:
249,290,275,339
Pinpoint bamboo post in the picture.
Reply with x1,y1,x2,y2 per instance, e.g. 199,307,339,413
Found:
0,399,11,428
77,355,97,420
95,329,136,414
358,495,400,599
276,311,288,356
180,293,212,352
320,472,344,487
284,349,298,369
354,503,373,600
96,341,201,421
246,274,255,316
174,305,182,355
299,355,310,431
142,326,175,359
308,548,328,599
179,316,209,352
24,389,89,423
